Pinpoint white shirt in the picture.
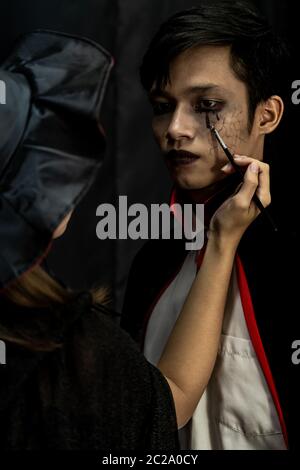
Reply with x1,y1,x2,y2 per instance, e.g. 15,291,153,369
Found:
144,250,286,450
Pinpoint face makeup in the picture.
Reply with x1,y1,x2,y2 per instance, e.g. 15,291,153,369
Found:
165,149,200,168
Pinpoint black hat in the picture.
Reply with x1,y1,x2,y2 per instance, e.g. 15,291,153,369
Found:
0,30,113,290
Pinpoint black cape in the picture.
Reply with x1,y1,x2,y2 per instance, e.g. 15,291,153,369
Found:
0,292,179,450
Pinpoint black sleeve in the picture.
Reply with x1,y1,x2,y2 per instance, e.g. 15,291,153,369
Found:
62,307,179,451
144,361,180,450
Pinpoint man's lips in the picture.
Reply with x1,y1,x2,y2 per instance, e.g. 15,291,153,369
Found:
165,150,201,167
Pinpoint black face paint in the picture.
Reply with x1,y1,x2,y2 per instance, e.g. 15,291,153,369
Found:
205,111,220,131
205,112,211,130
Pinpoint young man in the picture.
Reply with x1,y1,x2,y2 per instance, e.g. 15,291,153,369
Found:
122,1,297,450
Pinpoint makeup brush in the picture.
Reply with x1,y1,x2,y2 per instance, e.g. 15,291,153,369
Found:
205,113,278,232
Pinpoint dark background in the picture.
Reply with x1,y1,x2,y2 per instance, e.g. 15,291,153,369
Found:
0,0,298,311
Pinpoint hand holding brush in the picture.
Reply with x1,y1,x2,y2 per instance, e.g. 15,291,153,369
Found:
205,112,278,232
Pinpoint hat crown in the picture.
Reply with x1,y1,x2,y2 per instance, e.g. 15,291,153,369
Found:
0,31,113,289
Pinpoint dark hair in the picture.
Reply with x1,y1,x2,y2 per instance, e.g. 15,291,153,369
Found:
0,266,109,352
140,0,289,129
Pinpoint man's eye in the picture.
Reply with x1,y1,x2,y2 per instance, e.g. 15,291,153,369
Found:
194,100,222,113
151,102,173,116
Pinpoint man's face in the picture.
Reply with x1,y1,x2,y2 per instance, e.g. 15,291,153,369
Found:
150,45,262,190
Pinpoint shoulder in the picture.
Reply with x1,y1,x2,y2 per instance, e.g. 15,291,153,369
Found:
68,301,168,394
66,303,179,447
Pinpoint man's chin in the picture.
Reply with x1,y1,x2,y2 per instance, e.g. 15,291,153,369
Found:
172,174,226,191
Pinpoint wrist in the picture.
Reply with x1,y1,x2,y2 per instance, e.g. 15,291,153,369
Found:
206,229,240,255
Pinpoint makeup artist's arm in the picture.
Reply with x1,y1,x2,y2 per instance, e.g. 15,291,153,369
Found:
158,157,271,428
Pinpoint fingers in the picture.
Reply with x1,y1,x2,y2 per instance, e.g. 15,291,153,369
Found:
234,162,260,210
221,155,271,208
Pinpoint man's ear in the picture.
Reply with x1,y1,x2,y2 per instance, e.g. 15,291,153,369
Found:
258,95,284,135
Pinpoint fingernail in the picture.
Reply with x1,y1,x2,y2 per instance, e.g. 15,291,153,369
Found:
221,163,233,172
250,162,259,173
234,155,246,160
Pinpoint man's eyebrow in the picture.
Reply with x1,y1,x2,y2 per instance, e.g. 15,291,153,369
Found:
185,84,226,94
149,84,226,99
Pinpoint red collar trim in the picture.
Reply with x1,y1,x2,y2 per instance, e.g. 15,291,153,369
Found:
170,186,181,221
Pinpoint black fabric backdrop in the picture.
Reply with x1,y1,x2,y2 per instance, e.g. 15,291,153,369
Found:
0,0,298,311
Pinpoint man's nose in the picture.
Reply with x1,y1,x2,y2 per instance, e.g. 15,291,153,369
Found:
166,107,196,143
